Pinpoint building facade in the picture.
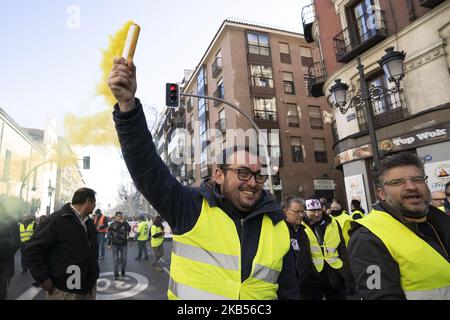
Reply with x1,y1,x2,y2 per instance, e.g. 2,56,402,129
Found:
176,19,345,202
302,0,450,211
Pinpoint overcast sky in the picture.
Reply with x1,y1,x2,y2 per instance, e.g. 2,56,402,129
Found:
0,0,309,209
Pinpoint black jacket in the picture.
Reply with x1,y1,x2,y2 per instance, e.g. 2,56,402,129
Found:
0,212,20,280
286,222,320,299
24,204,100,295
107,221,131,246
113,99,299,300
348,203,450,300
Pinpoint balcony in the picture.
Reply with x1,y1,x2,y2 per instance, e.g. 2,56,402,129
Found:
212,57,223,78
213,85,224,106
333,9,387,63
215,118,227,133
356,89,408,132
419,0,446,8
253,110,278,122
308,61,327,97
186,98,193,113
301,2,316,43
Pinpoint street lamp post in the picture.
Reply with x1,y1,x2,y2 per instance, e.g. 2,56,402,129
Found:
329,47,406,165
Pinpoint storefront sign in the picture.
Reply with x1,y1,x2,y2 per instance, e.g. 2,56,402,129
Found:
314,179,335,190
335,144,373,166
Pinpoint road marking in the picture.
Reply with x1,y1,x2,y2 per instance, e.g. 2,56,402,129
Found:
16,286,42,300
96,272,149,300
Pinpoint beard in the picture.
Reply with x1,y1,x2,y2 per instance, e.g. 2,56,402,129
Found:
384,193,429,218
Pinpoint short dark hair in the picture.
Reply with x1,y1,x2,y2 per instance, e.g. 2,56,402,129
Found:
217,145,259,170
115,211,123,217
445,181,450,191
372,152,424,188
351,199,361,209
72,188,96,205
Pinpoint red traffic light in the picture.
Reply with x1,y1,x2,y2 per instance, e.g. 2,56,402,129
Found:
166,83,180,107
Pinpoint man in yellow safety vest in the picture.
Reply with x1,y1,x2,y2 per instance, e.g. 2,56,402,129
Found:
19,214,35,273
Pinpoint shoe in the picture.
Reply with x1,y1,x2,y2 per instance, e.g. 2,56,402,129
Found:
155,266,163,272
114,274,120,280
98,256,104,260
121,270,126,277
134,257,141,260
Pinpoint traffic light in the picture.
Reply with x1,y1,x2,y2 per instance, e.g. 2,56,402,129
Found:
83,156,90,170
166,83,180,108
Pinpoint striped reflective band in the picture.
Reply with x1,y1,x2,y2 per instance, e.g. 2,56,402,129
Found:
169,277,231,300
325,257,340,263
310,246,321,253
325,247,337,254
312,258,323,266
404,286,450,300
252,264,280,284
173,241,239,270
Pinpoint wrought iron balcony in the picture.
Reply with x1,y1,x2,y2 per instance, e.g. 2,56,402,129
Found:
419,0,446,8
212,57,223,78
356,87,408,132
213,85,224,106
301,2,316,43
333,9,387,63
215,118,227,133
253,110,278,122
308,61,327,97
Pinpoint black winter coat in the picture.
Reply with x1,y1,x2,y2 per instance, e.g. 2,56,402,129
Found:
24,204,100,295
113,99,299,300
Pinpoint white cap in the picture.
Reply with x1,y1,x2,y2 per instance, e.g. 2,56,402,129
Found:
305,199,322,211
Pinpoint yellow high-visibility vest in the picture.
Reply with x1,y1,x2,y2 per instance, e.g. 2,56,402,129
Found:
150,225,164,247
334,210,352,229
168,199,290,300
353,209,450,300
438,206,445,213
302,218,344,272
137,222,149,241
20,222,35,243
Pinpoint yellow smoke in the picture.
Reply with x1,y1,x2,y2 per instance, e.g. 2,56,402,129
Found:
64,21,136,147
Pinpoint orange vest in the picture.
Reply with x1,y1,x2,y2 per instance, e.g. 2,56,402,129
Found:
94,215,108,233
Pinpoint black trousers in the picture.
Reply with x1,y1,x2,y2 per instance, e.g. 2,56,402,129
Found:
20,245,28,272
136,240,148,259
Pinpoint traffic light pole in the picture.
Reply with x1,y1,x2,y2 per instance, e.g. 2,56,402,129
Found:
180,93,275,196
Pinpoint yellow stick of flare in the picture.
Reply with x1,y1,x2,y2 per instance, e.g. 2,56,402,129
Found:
122,23,140,62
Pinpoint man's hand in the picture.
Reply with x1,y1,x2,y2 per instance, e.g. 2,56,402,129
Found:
40,278,54,294
108,57,137,112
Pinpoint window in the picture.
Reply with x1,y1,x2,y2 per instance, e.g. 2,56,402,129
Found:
2,150,12,180
309,106,323,129
247,32,270,56
304,75,311,96
290,137,303,162
250,64,274,88
300,46,313,66
216,78,224,98
287,104,299,127
350,0,377,43
313,138,328,163
253,97,277,121
283,72,295,94
260,129,281,161
279,42,291,64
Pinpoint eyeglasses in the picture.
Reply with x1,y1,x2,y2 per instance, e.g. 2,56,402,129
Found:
287,208,304,215
431,198,445,201
382,175,428,187
223,167,268,184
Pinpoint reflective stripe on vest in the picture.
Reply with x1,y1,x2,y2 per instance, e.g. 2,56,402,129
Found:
168,198,290,300
354,209,450,300
20,222,34,243
303,218,344,272
150,225,165,247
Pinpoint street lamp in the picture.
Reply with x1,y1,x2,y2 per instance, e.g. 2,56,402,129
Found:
329,47,406,164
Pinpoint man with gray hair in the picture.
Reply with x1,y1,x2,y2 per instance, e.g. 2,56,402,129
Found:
347,152,450,300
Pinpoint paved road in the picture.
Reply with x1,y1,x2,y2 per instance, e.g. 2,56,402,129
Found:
6,240,173,300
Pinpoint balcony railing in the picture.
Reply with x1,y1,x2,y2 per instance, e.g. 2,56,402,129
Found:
301,2,316,43
253,110,278,122
333,9,387,63
215,118,227,133
213,85,224,106
357,88,408,132
308,61,327,97
212,57,223,78
419,0,446,8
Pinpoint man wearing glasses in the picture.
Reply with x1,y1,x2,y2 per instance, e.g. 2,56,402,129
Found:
347,153,450,300
108,57,299,300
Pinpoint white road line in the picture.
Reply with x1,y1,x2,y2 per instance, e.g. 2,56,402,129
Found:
16,286,42,300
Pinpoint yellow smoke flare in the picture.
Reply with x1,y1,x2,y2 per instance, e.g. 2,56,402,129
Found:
64,21,136,147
